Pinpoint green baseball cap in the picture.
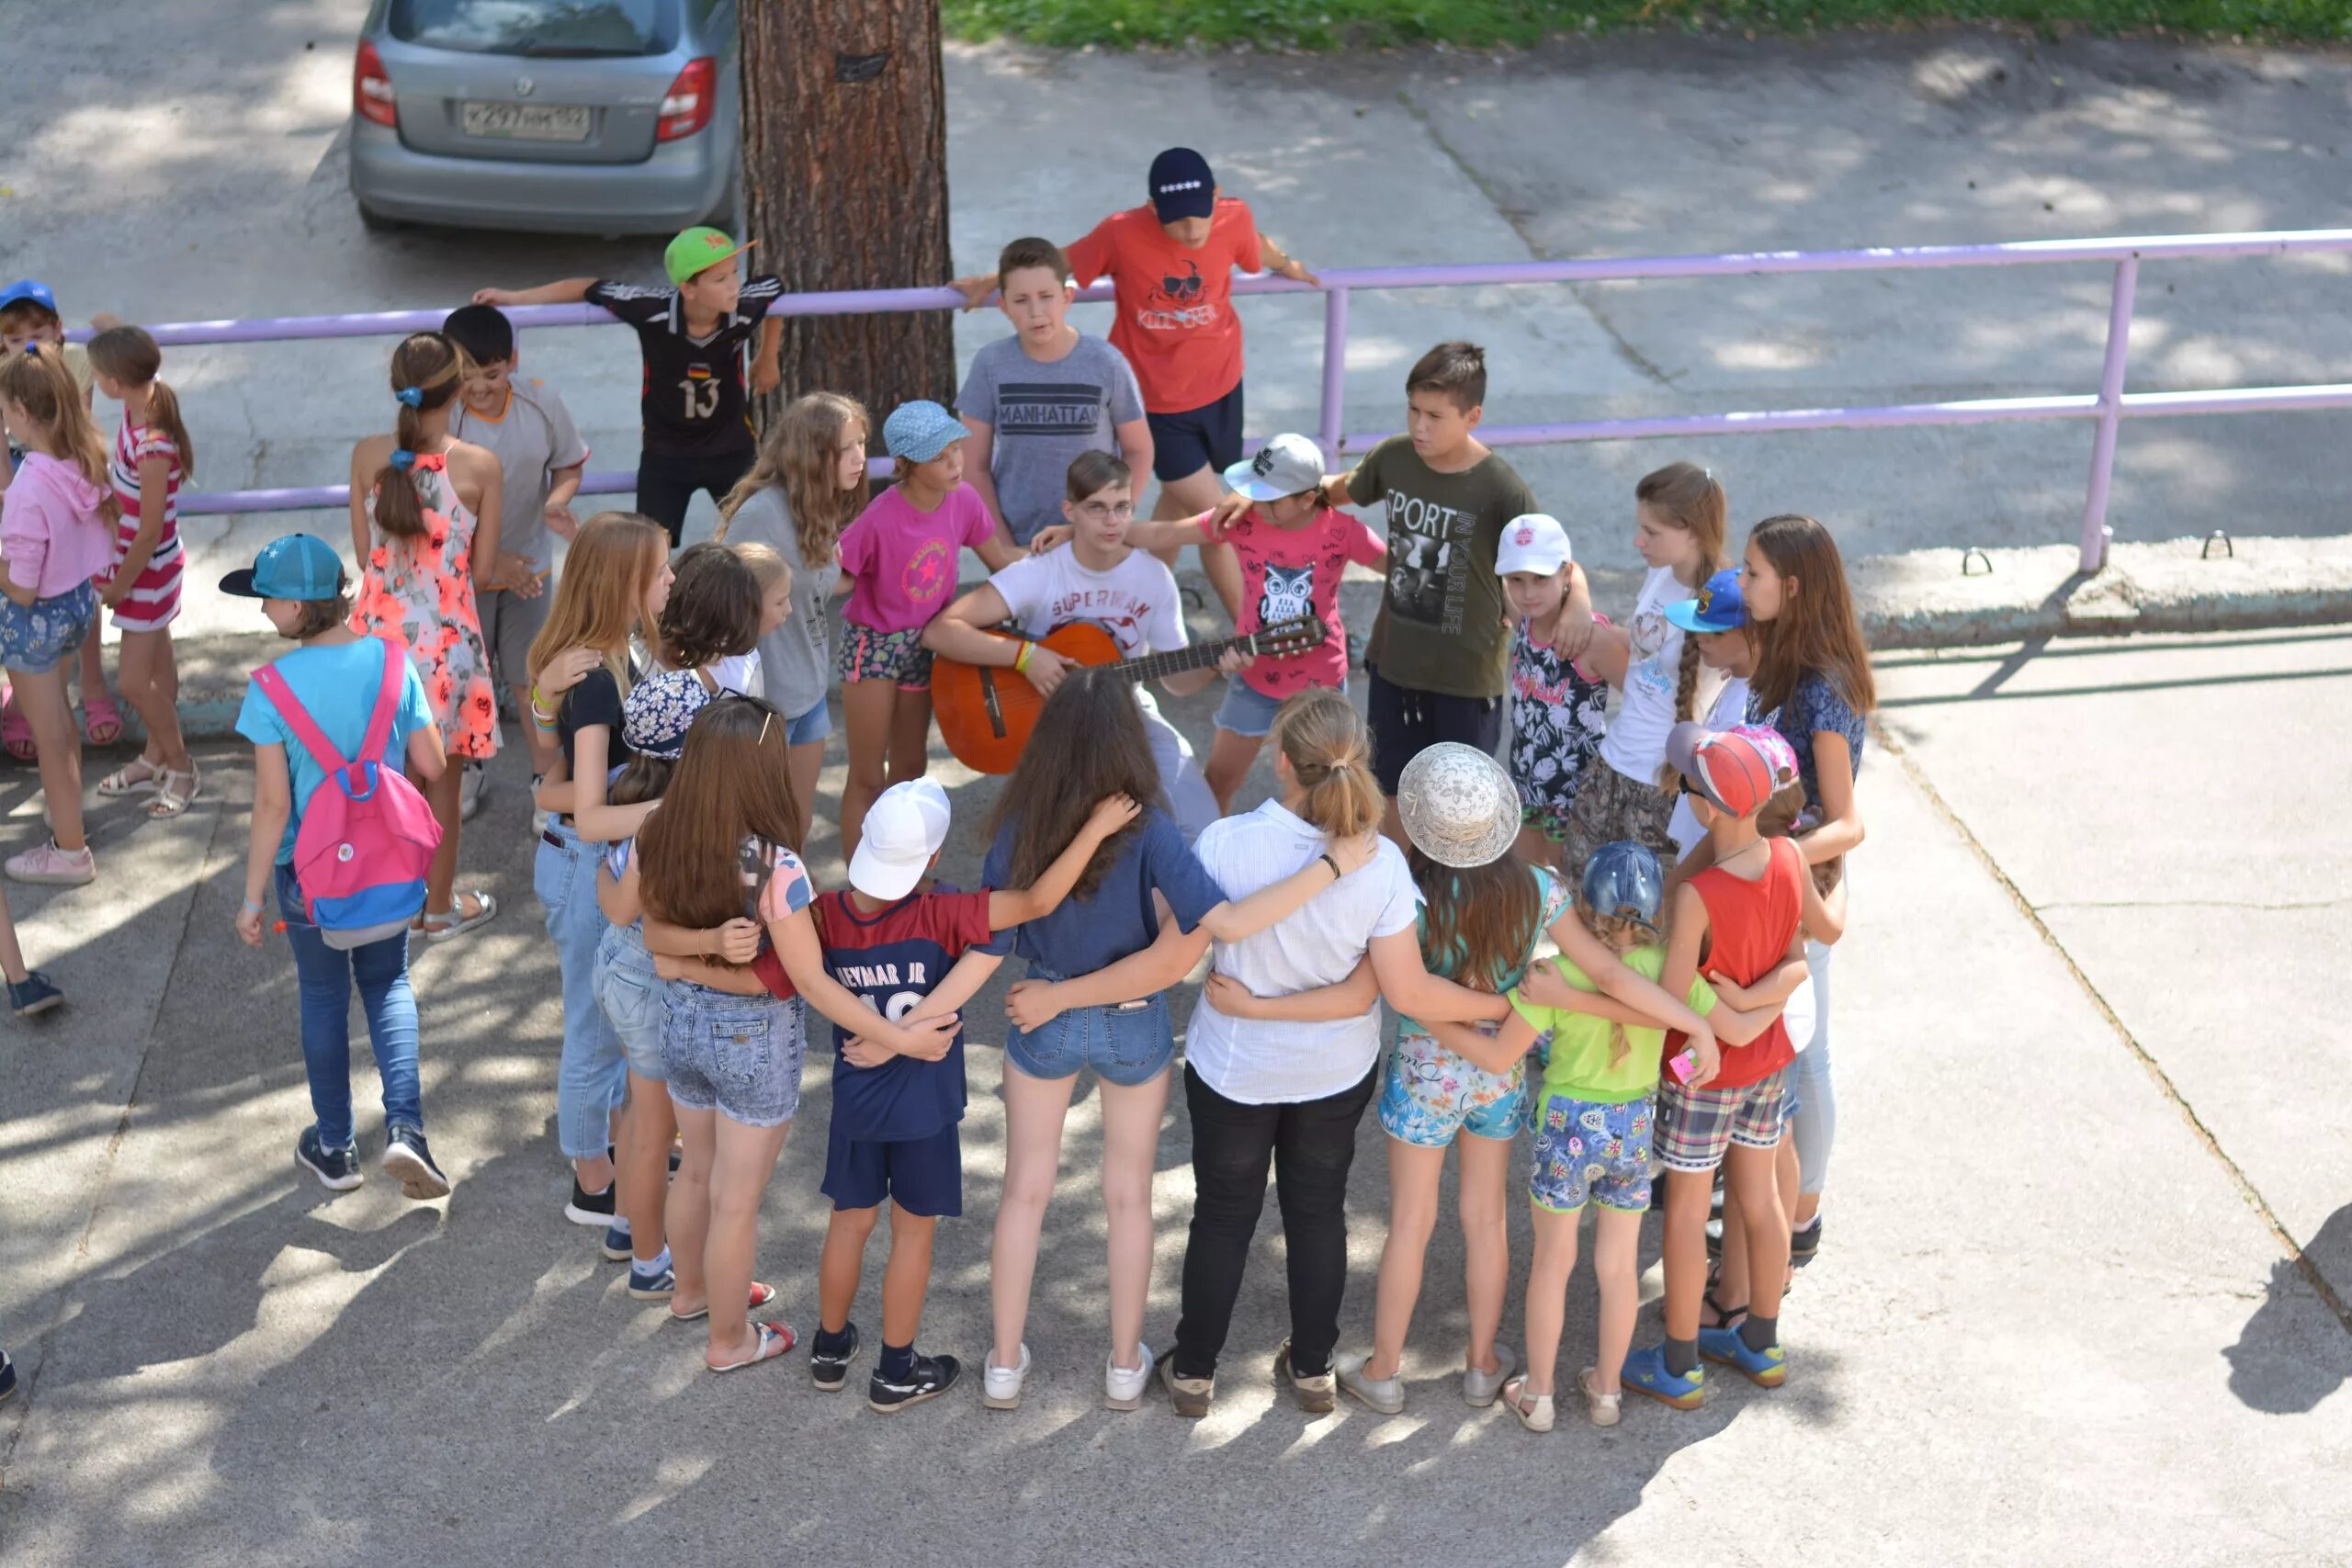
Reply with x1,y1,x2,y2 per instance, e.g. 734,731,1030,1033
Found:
664,226,753,287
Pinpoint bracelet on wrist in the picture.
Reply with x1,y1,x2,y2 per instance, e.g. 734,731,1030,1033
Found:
241,896,265,914
1013,640,1035,673
1320,852,1342,881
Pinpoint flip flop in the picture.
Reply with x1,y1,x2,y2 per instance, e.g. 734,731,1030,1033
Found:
80,690,124,747
420,889,498,942
670,1280,778,1324
706,1319,797,1374
146,767,200,818
98,758,164,796
1,696,34,763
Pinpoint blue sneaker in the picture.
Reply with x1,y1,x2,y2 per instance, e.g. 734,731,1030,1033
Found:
8,970,62,1017
296,1127,363,1192
601,1219,633,1262
627,1263,676,1299
1622,1345,1706,1410
1698,1325,1787,1388
0,1347,16,1403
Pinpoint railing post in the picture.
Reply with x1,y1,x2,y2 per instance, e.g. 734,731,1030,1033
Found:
1317,287,1350,466
2077,256,2139,573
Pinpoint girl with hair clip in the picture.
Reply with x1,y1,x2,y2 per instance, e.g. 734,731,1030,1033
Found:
716,391,870,843
635,696,962,1375
524,512,672,1244
980,671,1378,1413
85,325,198,817
0,344,119,886
348,331,505,940
1558,461,1729,873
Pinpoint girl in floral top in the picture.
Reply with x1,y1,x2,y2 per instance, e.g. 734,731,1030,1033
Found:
347,331,507,939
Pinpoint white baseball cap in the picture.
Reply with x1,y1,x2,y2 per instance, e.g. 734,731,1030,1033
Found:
1494,513,1572,577
1222,433,1326,502
848,778,953,900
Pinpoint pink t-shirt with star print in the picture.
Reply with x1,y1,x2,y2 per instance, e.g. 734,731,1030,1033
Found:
836,481,998,636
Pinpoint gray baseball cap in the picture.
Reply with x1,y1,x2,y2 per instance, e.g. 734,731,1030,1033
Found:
1222,433,1325,502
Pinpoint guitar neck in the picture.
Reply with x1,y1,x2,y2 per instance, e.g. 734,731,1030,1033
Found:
1109,630,1269,685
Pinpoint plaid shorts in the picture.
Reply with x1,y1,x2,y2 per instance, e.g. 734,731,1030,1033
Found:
1657,1066,1791,1173
836,621,933,690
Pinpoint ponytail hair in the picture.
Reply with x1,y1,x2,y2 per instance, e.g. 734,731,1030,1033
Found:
87,326,195,479
0,344,118,525
371,333,464,541
1271,687,1380,840
1576,897,1657,1067
1635,460,1728,729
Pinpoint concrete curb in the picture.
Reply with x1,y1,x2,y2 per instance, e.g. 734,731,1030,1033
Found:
67,533,2352,745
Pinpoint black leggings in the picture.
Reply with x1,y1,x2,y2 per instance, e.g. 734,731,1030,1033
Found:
1172,1061,1377,1381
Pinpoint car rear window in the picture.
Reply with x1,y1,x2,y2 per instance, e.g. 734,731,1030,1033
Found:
388,0,682,57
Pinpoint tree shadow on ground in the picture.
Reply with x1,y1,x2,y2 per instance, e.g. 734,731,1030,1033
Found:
2225,1203,2352,1416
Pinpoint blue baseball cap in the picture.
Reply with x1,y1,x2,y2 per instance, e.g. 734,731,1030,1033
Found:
882,400,967,463
220,534,347,602
1581,840,1665,933
0,280,60,317
1148,147,1216,222
1664,568,1747,634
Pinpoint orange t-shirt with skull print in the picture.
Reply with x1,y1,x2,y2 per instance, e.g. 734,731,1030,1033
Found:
1065,198,1261,415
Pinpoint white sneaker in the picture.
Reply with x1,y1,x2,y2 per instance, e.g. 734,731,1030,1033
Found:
1105,1344,1155,1411
459,760,486,821
982,1342,1031,1410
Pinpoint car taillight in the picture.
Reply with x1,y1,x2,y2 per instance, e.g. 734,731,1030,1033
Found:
656,57,716,141
354,40,397,127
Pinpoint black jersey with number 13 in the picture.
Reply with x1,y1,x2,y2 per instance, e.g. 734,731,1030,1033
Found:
585,275,785,460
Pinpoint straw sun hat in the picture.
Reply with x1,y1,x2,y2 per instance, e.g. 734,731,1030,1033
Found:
1395,743,1520,869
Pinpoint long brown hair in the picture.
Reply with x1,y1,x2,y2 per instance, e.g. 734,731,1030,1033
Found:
1272,687,1380,839
0,345,118,524
370,333,464,540
1577,897,1654,1066
86,326,195,479
1635,460,1729,731
718,390,869,570
1409,850,1542,995
1747,513,1877,719
526,512,667,694
639,697,803,938
989,669,1159,901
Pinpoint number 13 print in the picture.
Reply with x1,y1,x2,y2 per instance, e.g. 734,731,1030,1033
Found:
679,378,720,419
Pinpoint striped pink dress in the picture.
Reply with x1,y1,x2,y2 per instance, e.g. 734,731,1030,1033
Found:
101,421,185,632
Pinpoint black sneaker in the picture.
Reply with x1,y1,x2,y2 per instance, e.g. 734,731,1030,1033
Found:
564,1177,616,1226
380,1125,451,1200
867,1351,960,1414
297,1127,363,1191
1791,1215,1823,1268
8,970,63,1017
0,1347,16,1403
810,1322,861,1393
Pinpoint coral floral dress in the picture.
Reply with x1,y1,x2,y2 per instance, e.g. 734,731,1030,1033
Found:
353,450,500,761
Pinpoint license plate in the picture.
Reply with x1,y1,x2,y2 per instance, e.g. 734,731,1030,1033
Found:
460,102,591,141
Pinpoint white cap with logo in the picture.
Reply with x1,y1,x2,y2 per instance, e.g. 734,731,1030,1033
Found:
1494,513,1573,577
1222,432,1327,502
848,778,954,901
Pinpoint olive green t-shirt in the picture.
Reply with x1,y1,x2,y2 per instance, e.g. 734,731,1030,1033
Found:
1351,435,1537,700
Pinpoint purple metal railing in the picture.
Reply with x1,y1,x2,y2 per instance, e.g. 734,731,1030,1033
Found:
118,229,2352,574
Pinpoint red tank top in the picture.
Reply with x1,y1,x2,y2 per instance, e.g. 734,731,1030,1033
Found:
1669,835,1804,1089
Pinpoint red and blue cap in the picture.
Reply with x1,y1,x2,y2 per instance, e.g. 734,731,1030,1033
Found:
1667,721,1794,818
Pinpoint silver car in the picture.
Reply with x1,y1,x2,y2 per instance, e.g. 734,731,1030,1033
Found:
349,0,740,235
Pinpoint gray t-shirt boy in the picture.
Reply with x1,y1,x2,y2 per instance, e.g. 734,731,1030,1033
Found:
722,485,840,723
957,333,1145,546
448,378,589,574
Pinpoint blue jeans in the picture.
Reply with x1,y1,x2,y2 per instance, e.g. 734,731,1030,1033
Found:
276,862,421,1149
536,821,623,1159
1791,938,1835,1196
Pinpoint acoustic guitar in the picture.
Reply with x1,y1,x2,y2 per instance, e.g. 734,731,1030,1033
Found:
933,614,1325,775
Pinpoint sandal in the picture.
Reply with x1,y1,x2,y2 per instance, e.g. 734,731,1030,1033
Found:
1498,1374,1555,1433
146,767,199,818
2,696,34,763
670,1280,778,1324
706,1319,797,1374
1579,1367,1623,1428
80,690,124,747
1698,1269,1749,1332
98,758,164,796
420,890,498,942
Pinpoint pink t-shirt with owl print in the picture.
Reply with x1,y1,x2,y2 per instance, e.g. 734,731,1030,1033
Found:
1202,502,1386,700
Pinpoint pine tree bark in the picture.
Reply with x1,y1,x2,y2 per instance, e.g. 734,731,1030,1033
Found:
739,0,955,426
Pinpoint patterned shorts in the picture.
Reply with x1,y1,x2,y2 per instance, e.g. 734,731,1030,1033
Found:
1558,755,1677,879
1530,1092,1656,1213
0,581,96,675
1657,1066,1791,1173
836,622,933,690
1521,801,1575,845
1377,1028,1528,1147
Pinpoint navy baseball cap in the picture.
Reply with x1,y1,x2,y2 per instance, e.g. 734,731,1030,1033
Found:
1664,568,1747,634
220,534,347,602
1148,148,1216,222
0,280,60,317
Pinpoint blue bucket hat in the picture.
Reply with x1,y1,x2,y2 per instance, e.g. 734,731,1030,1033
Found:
219,534,346,602
1581,840,1665,934
1664,568,1747,635
882,400,967,464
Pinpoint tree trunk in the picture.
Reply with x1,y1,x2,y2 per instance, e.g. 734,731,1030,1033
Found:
740,0,955,428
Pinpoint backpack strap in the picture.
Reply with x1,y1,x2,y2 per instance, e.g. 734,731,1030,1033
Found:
251,662,352,778
355,637,408,767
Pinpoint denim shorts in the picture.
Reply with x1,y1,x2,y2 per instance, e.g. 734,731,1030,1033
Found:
594,922,667,1082
1212,674,1284,739
1657,1066,1791,1173
0,581,96,675
661,982,808,1128
1003,986,1175,1089
1377,1027,1528,1147
1531,1092,1655,1213
786,696,831,746
836,621,933,690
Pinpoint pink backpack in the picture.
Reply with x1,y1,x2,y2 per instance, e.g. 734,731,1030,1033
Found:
252,638,444,950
